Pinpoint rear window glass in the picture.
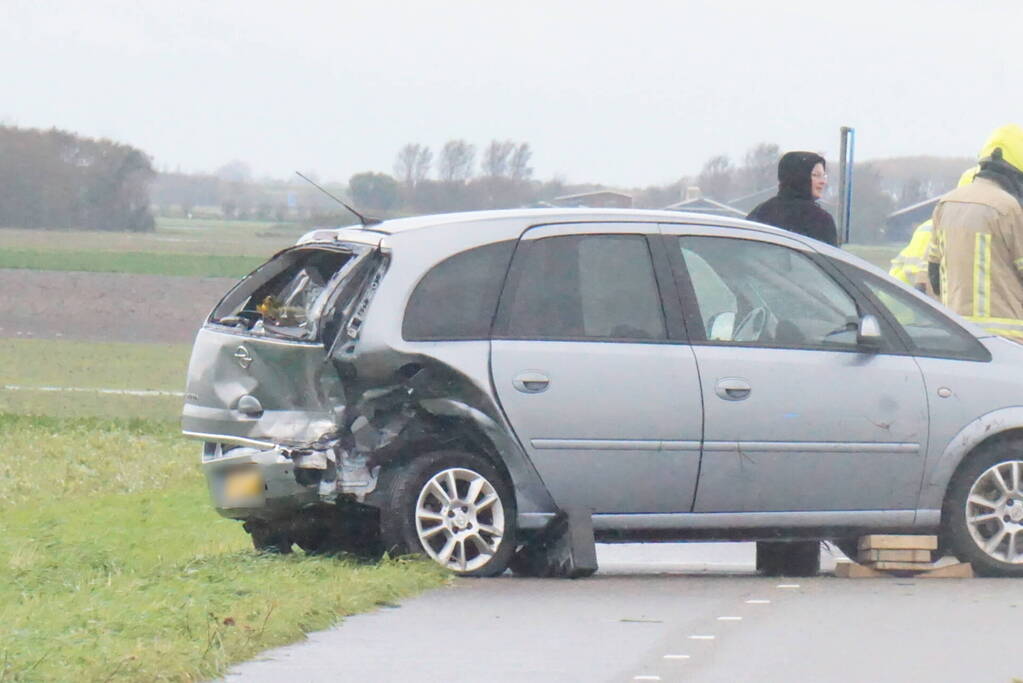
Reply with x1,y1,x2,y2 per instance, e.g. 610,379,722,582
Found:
403,241,515,341
211,247,356,341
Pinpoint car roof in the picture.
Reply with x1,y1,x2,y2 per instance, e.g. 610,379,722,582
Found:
299,207,810,248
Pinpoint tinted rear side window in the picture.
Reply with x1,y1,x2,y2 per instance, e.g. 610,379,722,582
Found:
499,234,666,341
403,241,515,341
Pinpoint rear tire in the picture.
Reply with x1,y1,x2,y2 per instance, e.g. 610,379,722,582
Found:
379,450,516,577
244,520,293,554
756,540,820,577
943,441,1023,577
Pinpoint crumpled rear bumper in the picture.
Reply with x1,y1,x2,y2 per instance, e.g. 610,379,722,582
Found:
201,443,320,521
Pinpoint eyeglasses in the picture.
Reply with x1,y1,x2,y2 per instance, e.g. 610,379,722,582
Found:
812,172,829,180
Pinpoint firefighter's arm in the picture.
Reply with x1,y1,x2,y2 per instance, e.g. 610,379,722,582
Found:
928,262,941,297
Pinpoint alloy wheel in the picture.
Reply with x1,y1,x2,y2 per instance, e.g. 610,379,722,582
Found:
965,460,1023,564
414,467,505,572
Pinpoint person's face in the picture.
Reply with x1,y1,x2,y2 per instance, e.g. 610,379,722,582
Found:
811,163,827,199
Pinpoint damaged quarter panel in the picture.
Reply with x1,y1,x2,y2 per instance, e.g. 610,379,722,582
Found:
342,218,559,520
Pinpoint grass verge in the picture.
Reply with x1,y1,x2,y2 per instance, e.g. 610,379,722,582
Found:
0,339,191,421
0,415,448,681
0,249,263,278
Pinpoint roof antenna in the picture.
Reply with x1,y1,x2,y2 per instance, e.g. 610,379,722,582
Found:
295,171,381,227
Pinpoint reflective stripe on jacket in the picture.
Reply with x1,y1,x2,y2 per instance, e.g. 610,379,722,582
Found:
928,177,1023,340
890,220,933,286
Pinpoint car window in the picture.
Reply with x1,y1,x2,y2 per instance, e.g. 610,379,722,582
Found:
403,241,515,341
678,235,860,349
502,234,666,341
210,247,354,341
856,271,991,361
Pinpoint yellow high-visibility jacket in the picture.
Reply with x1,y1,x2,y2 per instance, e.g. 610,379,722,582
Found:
889,219,933,289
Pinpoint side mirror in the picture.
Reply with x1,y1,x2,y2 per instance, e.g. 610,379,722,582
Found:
857,314,882,349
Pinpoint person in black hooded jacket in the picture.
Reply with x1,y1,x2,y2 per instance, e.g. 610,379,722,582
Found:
747,151,838,246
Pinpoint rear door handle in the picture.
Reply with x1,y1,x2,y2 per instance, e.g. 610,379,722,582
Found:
715,377,751,401
513,371,550,394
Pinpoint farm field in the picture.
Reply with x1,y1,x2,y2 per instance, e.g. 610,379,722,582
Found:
0,220,447,681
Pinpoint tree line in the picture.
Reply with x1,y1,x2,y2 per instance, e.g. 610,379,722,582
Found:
0,125,154,231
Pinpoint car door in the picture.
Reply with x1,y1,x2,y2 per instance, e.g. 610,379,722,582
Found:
489,222,703,514
660,224,929,513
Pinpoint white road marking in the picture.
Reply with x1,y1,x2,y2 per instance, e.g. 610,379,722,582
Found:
717,616,742,621
663,654,691,660
2,384,184,397
689,635,716,640
745,599,771,604
776,584,801,589
633,676,662,681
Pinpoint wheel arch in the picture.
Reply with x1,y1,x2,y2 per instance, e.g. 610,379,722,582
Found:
363,397,557,517
922,406,1023,510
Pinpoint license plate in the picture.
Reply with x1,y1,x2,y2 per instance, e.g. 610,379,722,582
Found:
224,468,263,500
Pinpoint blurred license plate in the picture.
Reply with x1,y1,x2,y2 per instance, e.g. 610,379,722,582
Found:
224,468,263,500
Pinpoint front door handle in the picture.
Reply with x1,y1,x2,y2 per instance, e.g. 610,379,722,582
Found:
513,371,550,394
715,377,751,401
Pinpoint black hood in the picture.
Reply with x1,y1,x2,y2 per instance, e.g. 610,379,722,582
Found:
778,151,825,200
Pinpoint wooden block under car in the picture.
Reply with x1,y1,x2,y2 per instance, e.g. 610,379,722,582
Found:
857,535,938,551
858,549,932,563
916,562,974,579
870,560,940,570
834,561,886,578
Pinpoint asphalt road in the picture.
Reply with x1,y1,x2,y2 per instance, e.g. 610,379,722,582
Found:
225,543,1021,683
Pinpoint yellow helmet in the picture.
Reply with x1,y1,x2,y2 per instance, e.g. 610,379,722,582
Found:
978,124,1023,172
958,166,979,187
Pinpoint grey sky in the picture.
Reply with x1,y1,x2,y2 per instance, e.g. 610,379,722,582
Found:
3,0,1019,187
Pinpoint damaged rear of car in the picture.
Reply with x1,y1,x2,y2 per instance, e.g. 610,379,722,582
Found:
183,214,561,576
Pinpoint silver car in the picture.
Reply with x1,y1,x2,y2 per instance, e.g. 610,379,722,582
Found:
182,208,1023,577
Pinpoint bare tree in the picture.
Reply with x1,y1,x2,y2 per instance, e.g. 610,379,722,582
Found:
741,142,780,194
482,139,516,177
509,142,533,181
438,139,476,182
697,154,735,200
393,143,432,187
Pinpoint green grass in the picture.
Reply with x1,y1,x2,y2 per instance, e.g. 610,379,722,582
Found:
0,219,306,260
0,248,263,278
844,243,901,271
0,415,447,681
0,339,191,421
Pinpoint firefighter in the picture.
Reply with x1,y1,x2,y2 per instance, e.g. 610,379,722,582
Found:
889,167,978,293
927,124,1023,340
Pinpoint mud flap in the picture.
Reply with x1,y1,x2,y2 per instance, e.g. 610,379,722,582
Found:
511,507,597,578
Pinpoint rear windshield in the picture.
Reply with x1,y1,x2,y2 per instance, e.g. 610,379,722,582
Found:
210,245,364,341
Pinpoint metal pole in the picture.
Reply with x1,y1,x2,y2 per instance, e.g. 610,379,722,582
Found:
837,127,855,244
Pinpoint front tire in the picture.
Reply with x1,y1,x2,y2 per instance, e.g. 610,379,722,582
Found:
944,442,1023,576
379,450,516,577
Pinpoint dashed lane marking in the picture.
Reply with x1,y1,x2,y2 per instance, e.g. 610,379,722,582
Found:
717,616,743,621
745,599,771,604
633,676,662,681
776,584,801,589
688,635,716,640
663,654,691,660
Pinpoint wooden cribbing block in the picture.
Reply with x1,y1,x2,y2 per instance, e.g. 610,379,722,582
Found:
871,560,937,570
917,562,974,579
858,535,938,551
858,549,932,563
834,561,885,578
834,560,973,579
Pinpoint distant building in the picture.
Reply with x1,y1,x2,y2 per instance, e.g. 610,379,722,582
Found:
886,196,941,242
551,190,633,208
664,186,746,218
